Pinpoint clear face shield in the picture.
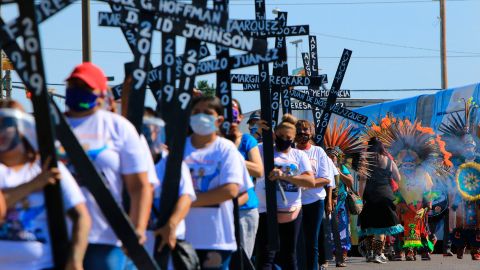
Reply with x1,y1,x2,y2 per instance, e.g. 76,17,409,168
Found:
142,116,166,156
0,108,36,153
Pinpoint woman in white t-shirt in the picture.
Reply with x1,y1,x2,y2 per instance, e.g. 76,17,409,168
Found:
255,115,315,270
63,63,153,269
183,96,247,270
294,120,331,270
0,100,90,270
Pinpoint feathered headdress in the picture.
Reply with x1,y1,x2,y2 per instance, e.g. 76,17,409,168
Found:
439,98,480,201
364,115,452,177
324,118,373,177
438,97,478,156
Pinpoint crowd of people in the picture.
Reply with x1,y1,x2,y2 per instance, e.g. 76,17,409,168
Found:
0,62,478,270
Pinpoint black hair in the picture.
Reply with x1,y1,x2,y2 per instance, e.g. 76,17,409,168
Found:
144,106,157,117
191,96,224,116
367,137,389,166
232,98,243,115
367,137,388,155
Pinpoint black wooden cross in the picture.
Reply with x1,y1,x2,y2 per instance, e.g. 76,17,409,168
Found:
270,12,287,127
98,1,267,54
15,2,69,268
252,0,280,252
0,1,160,269
109,48,280,100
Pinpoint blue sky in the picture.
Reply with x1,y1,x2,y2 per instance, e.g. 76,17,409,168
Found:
2,0,480,113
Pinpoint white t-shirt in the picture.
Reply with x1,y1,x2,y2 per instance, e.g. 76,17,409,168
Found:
327,157,338,189
0,161,85,270
301,145,330,204
256,144,313,213
183,136,245,251
65,110,150,246
145,151,196,255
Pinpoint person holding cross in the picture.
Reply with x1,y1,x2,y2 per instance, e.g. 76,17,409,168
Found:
0,99,91,270
62,63,154,270
255,114,315,270
183,96,249,269
294,119,331,270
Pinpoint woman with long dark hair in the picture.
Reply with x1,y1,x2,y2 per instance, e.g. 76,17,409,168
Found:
359,137,403,264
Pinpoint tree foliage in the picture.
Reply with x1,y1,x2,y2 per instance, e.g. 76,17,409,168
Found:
196,80,215,97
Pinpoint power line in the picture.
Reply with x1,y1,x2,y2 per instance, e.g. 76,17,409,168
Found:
41,47,480,59
312,32,480,55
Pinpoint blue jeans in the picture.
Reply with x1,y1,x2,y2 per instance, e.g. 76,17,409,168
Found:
196,250,233,270
83,243,126,270
302,199,325,270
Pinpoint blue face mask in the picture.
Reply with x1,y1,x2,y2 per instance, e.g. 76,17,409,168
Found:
249,126,258,135
65,86,98,112
190,113,217,136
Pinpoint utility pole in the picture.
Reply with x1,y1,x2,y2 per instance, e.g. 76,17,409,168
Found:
82,0,91,62
439,0,448,89
290,39,302,69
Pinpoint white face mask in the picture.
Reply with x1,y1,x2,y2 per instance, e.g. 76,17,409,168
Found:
190,113,217,136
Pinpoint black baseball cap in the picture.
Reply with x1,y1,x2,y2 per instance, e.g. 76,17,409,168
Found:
247,110,261,124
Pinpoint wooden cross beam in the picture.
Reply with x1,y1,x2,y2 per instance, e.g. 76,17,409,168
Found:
227,19,308,38
303,36,322,130
230,74,328,88
105,1,208,105
134,0,210,267
98,9,267,53
99,0,229,26
13,2,69,268
124,5,155,133
110,48,280,100
314,49,355,145
254,0,279,252
270,11,287,128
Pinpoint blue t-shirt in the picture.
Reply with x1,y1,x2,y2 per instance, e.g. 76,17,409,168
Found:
338,165,351,200
238,134,260,210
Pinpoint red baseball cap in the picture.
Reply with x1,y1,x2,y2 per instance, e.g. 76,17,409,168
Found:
66,62,108,93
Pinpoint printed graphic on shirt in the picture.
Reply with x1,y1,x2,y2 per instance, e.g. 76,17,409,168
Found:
57,139,111,187
274,158,300,192
189,162,221,193
0,194,46,243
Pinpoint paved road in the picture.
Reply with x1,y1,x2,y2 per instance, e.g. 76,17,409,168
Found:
327,255,479,270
